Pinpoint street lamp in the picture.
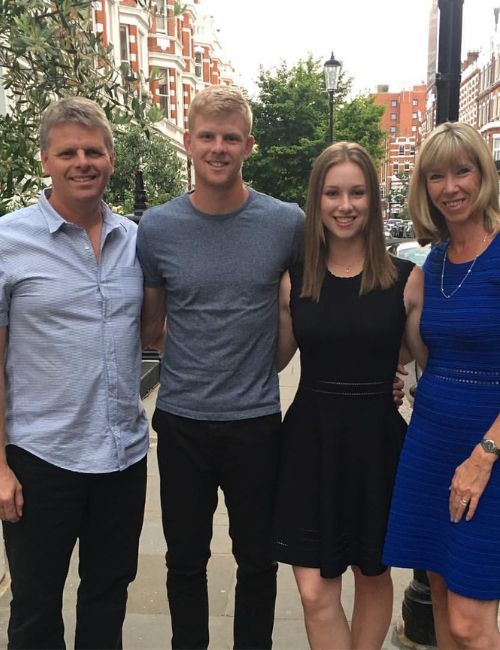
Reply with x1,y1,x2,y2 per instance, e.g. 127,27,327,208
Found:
323,52,342,143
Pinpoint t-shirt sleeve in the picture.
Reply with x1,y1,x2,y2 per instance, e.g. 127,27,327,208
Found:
136,218,164,288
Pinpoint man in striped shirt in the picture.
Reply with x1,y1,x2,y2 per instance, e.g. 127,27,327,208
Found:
0,97,149,649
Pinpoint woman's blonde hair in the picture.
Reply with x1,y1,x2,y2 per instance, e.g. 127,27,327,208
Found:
301,142,396,301
409,122,500,244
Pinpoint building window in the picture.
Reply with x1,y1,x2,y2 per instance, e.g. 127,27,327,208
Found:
412,111,418,119
158,69,171,117
194,50,202,78
410,146,415,156
155,0,167,32
492,135,500,162
393,163,399,173
391,113,397,120
404,163,410,171
390,126,396,134
119,25,129,71
136,30,145,75
399,145,404,155
411,125,417,132
391,100,397,107
412,99,418,106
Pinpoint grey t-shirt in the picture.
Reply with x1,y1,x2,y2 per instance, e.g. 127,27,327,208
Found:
137,188,304,420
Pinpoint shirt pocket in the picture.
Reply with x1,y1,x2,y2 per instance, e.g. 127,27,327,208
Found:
104,266,143,319
119,265,144,297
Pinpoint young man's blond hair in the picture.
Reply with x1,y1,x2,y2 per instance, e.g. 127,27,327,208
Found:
187,85,253,135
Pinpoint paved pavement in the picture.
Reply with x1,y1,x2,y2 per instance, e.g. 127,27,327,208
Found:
0,356,433,649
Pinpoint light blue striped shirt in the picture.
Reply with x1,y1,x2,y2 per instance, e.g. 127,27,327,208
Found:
0,190,149,473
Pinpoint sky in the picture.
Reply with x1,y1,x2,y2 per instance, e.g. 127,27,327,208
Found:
201,0,499,97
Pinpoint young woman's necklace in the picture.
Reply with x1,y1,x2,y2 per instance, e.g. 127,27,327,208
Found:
329,257,364,273
440,233,488,299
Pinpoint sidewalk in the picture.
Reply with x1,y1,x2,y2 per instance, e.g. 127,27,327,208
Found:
0,356,428,649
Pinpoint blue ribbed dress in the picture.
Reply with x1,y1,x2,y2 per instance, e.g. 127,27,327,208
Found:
383,233,500,599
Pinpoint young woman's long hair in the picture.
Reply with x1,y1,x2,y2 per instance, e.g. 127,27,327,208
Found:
301,142,397,300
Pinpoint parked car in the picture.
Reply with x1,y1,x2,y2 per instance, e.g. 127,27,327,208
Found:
393,240,431,266
403,222,415,238
386,218,405,238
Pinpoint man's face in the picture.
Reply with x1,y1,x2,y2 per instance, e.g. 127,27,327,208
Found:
41,123,115,211
184,112,254,192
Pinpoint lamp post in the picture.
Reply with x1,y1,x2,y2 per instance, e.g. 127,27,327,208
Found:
323,52,342,143
133,169,148,221
435,0,463,123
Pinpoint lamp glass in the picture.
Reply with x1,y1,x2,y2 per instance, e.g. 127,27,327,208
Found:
324,53,341,92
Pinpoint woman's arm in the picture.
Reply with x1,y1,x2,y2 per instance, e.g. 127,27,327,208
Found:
276,272,298,372
401,265,428,370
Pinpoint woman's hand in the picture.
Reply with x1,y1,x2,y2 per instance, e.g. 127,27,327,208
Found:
449,446,496,523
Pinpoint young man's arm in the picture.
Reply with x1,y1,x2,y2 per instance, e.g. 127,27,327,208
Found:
141,287,167,352
0,327,23,522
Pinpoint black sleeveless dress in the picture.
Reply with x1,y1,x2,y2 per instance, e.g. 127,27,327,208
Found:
273,257,414,578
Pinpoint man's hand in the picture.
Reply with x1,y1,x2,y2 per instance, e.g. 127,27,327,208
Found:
0,465,23,523
392,362,408,407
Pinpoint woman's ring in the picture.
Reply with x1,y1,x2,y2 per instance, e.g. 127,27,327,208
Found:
460,498,468,507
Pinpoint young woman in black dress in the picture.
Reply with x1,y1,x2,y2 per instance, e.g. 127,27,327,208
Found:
273,142,426,649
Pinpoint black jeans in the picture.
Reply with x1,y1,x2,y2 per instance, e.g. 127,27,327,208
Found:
153,409,281,650
2,446,147,650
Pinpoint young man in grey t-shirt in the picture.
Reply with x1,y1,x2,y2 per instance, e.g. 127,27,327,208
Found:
138,85,303,649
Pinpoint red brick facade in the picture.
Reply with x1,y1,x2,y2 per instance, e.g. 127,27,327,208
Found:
90,0,234,151
371,85,426,216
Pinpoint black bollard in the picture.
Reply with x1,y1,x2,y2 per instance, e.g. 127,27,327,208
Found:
133,169,148,220
402,570,436,646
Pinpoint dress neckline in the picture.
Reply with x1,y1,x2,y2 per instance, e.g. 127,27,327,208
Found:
444,232,498,267
326,269,362,280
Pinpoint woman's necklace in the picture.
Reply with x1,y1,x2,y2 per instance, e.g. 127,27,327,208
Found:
440,233,487,299
329,257,364,273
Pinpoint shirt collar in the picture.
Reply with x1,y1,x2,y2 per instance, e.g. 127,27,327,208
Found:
39,188,127,235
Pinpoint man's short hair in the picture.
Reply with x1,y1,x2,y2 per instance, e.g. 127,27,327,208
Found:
187,85,253,135
40,96,114,153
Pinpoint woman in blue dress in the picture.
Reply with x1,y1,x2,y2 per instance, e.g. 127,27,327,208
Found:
384,122,500,649
273,142,425,649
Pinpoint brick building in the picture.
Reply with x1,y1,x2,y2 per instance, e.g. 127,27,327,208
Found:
459,32,500,171
371,85,426,217
424,2,500,172
93,0,234,155
0,0,234,162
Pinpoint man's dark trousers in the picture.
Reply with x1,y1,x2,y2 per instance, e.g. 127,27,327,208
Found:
154,409,281,650
3,446,147,650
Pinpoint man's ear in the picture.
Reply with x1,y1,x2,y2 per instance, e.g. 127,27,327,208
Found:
243,135,255,160
41,151,50,176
